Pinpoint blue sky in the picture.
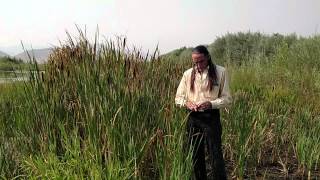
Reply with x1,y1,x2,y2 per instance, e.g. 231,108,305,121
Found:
0,0,319,55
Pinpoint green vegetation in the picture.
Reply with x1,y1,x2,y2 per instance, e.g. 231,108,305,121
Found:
0,56,26,72
1,32,320,179
0,56,45,78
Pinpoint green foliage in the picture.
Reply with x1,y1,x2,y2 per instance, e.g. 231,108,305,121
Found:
0,57,23,71
165,32,300,66
161,46,193,64
0,56,45,73
1,32,320,179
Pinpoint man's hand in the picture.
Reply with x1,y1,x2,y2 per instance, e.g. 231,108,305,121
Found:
197,101,212,111
185,101,198,111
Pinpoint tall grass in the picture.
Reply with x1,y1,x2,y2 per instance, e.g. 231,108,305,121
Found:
1,33,193,179
1,32,320,179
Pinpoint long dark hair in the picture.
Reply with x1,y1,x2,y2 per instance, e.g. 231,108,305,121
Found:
190,45,218,92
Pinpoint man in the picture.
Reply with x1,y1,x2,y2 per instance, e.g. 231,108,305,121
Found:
175,45,232,180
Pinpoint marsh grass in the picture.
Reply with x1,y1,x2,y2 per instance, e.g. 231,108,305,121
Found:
0,32,320,179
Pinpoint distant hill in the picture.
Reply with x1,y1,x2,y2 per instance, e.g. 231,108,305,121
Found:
14,48,53,64
0,50,9,58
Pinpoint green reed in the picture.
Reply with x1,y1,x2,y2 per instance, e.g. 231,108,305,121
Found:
0,32,319,179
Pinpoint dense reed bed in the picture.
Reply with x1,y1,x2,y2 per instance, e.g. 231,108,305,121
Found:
1,32,319,179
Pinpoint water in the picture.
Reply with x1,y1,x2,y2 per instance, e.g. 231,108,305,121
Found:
0,77,29,84
0,70,42,84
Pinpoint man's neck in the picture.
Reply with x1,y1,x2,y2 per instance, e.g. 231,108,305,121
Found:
196,66,209,74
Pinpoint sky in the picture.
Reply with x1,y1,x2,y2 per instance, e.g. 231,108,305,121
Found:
0,0,319,55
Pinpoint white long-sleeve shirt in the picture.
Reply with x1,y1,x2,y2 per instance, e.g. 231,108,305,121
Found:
175,65,232,109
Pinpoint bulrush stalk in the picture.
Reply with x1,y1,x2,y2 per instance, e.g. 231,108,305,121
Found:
0,31,319,178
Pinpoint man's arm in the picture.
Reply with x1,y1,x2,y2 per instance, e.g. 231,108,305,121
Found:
175,72,200,111
209,69,232,109
175,73,187,107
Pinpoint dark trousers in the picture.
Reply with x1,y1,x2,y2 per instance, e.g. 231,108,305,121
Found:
186,109,227,180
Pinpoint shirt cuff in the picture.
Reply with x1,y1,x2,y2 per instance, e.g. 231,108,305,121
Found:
175,99,186,107
210,99,223,109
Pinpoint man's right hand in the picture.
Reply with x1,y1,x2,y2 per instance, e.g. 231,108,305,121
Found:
186,101,198,111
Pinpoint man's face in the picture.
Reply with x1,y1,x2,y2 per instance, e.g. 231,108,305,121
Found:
192,53,208,73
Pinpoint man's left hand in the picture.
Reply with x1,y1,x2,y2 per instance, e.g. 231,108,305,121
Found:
197,101,212,111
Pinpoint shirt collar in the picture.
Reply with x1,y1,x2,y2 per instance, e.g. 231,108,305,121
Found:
195,66,209,75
